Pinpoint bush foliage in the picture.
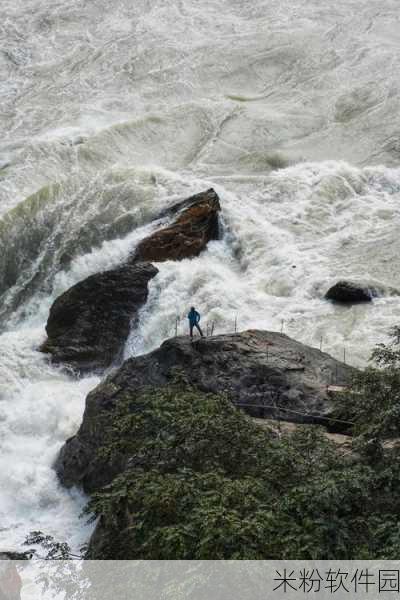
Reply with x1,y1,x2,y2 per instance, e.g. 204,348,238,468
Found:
85,331,400,559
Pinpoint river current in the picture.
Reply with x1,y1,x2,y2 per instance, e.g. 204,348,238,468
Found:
1,0,400,551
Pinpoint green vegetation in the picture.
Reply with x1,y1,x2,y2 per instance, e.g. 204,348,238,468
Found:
334,326,400,442
84,331,400,559
30,331,400,560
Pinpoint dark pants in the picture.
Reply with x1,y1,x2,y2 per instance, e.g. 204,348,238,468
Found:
190,322,204,338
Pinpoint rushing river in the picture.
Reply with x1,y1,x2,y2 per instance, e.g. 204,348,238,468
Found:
1,0,400,551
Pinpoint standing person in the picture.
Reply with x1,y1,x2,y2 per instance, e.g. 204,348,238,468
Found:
188,306,204,339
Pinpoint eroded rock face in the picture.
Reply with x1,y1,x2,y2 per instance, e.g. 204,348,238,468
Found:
131,188,221,262
40,263,158,373
56,330,354,492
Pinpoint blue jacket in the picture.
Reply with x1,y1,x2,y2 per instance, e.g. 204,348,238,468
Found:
188,309,200,325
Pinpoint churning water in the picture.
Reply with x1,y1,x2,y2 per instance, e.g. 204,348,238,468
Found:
1,0,400,551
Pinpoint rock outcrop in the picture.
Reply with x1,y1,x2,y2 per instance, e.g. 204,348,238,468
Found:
56,330,354,492
325,280,399,303
40,263,158,373
131,188,221,262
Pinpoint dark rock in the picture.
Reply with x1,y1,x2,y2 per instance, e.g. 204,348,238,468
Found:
40,263,158,373
325,281,373,303
56,330,354,492
131,188,221,262
325,280,399,304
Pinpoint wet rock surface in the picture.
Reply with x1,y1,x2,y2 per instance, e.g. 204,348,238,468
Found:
131,188,221,262
325,280,399,303
40,263,158,373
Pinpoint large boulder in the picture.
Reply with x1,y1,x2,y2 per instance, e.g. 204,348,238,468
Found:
325,280,399,303
56,330,354,492
131,188,221,262
40,263,158,373
325,281,374,303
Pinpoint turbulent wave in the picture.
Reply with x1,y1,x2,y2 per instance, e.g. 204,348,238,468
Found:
1,0,400,552
125,161,400,366
0,167,172,326
0,327,98,551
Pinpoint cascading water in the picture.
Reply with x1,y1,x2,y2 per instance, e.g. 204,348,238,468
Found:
1,0,400,552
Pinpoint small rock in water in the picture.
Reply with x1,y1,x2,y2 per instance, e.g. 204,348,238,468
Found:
325,281,374,303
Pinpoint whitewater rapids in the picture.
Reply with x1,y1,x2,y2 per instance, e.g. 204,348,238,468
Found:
1,0,400,552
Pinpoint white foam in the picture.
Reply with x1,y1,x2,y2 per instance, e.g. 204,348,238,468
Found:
126,163,400,366
0,327,98,551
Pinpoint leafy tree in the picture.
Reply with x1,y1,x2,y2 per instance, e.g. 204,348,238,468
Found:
85,382,382,559
334,326,400,442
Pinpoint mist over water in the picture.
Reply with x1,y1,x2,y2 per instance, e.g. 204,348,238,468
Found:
1,0,400,550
